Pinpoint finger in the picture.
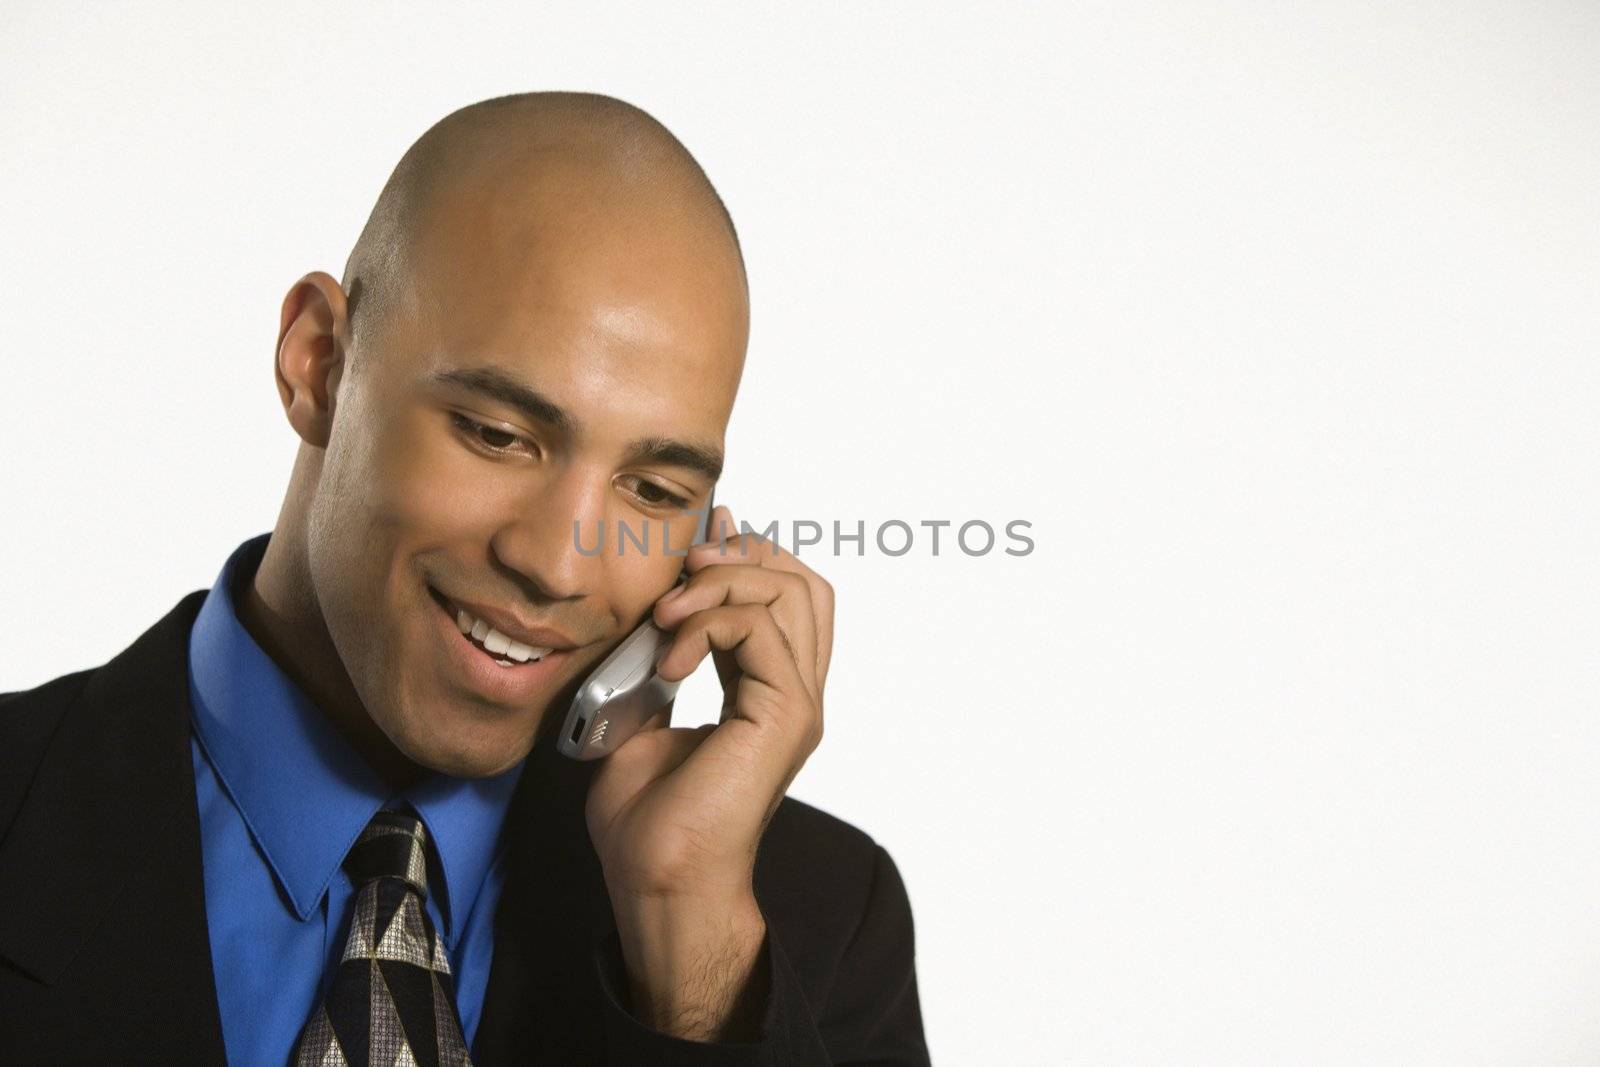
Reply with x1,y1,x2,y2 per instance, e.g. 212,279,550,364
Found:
652,563,818,700
586,722,716,839
610,721,712,773
804,573,834,694
687,521,834,696
688,505,772,566
686,530,782,569
637,702,674,735
708,504,737,545
656,604,812,736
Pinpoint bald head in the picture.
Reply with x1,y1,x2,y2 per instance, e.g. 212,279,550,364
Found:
262,91,752,779
341,91,746,350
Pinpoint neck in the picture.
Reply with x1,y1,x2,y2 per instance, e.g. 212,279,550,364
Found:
239,522,428,793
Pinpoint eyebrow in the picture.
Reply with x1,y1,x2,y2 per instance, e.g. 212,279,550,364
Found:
431,365,572,432
428,365,725,482
625,436,724,482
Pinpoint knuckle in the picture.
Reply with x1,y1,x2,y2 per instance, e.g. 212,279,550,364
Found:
732,602,769,633
671,616,705,648
692,603,734,634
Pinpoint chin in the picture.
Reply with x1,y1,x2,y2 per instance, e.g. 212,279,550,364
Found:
416,738,531,779
393,705,538,779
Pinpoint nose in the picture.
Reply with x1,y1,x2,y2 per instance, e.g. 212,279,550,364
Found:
488,474,606,605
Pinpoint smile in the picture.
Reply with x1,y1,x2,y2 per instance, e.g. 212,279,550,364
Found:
425,585,576,675
452,607,552,666
423,583,577,706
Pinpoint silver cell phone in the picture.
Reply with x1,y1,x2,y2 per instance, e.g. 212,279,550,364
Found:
557,490,717,760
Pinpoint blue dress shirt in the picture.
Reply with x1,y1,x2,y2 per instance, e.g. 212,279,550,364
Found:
186,533,526,1066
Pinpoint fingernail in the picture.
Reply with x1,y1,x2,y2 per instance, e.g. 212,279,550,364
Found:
660,583,686,602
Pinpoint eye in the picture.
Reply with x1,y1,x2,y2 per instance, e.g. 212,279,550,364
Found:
450,412,536,458
619,474,691,511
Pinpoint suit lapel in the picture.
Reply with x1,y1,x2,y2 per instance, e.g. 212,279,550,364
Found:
0,589,626,1065
0,591,228,1062
472,726,619,1064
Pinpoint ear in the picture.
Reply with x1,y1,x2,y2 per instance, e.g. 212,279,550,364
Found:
273,271,350,447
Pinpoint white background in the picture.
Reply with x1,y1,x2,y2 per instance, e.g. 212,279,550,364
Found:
3,3,1598,1063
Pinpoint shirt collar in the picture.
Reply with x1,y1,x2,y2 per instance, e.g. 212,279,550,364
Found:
186,532,526,940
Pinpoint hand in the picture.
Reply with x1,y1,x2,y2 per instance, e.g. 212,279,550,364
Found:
584,504,834,1040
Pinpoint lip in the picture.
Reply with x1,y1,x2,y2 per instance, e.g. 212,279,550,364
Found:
428,586,572,706
432,588,579,651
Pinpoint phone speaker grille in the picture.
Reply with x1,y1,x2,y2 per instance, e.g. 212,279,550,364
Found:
588,718,609,746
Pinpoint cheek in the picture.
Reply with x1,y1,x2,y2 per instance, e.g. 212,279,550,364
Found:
309,414,445,672
364,408,512,538
601,544,686,624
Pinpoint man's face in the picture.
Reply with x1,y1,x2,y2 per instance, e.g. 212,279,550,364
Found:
304,173,747,777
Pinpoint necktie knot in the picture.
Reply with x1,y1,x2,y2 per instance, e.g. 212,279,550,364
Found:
295,807,472,1065
343,808,431,900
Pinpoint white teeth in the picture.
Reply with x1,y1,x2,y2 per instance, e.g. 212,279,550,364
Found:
503,640,554,664
449,600,555,664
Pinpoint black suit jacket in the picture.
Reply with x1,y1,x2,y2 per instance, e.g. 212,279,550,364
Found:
0,591,931,1065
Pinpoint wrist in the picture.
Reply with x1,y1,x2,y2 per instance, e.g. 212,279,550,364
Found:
609,887,769,1042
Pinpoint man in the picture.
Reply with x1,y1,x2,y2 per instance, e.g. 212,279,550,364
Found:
0,92,930,1066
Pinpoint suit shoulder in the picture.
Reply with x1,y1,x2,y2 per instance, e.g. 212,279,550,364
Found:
762,792,883,877
0,666,97,840
753,793,924,1039
754,792,891,939
0,665,96,744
